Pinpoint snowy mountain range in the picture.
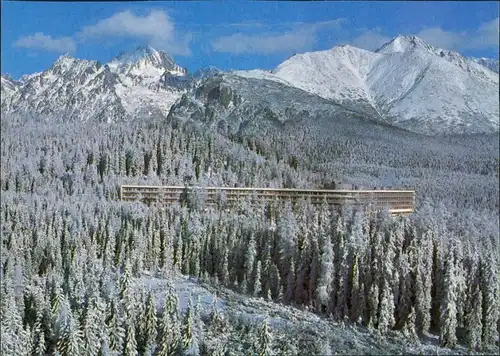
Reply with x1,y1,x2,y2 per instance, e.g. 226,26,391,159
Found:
235,36,499,135
1,46,189,122
1,36,499,134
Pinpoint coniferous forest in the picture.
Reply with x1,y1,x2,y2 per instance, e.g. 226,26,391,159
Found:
1,116,499,355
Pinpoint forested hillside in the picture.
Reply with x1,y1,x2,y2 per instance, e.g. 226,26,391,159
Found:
1,114,499,354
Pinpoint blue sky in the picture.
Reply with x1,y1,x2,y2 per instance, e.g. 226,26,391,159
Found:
2,1,498,79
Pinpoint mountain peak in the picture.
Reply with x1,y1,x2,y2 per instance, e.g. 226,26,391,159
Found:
1,73,20,90
49,54,101,76
110,45,174,68
53,53,76,64
51,54,84,73
106,45,187,76
1,73,17,82
376,35,433,54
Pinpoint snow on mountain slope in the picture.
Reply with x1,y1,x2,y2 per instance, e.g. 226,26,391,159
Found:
2,46,189,122
4,56,126,122
193,66,223,82
231,69,294,87
1,74,20,108
369,48,498,133
1,74,19,92
377,36,496,80
273,45,383,108
105,46,188,117
235,36,499,135
108,45,187,85
168,72,397,140
470,57,499,73
3,38,498,134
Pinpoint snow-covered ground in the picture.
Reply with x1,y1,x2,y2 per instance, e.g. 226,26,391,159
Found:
136,272,489,355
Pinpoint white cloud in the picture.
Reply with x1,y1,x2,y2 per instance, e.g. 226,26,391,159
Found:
212,29,317,55
471,17,499,49
350,29,391,51
226,20,267,29
352,17,499,53
415,27,467,51
302,19,346,31
211,18,345,54
78,9,191,56
14,32,76,53
416,17,499,51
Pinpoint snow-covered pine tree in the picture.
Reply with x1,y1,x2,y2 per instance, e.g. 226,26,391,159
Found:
245,233,257,294
157,288,181,356
414,229,433,335
308,217,320,310
480,247,499,347
377,280,395,333
333,214,349,319
277,201,298,273
316,228,334,314
440,249,458,348
137,291,158,354
395,252,413,331
294,216,312,306
269,263,282,301
56,296,83,356
220,243,230,287
430,232,444,333
123,317,138,356
81,296,103,356
256,318,273,356
106,298,125,354
31,311,47,356
1,290,28,355
254,260,263,297
182,298,201,355
119,260,135,320
465,272,482,351
284,257,296,304
208,295,226,334
452,240,468,332
402,306,418,341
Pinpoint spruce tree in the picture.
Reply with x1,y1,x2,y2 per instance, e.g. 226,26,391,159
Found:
56,302,83,356
440,253,458,348
465,277,483,351
123,319,138,356
480,250,499,347
106,299,125,354
316,231,334,314
157,288,181,356
378,281,395,333
256,318,273,356
253,260,263,298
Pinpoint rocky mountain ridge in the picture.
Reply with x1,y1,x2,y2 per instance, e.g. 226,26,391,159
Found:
1,46,189,122
235,35,499,135
1,37,499,134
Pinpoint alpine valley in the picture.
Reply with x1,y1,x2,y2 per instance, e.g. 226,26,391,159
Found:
1,35,500,355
